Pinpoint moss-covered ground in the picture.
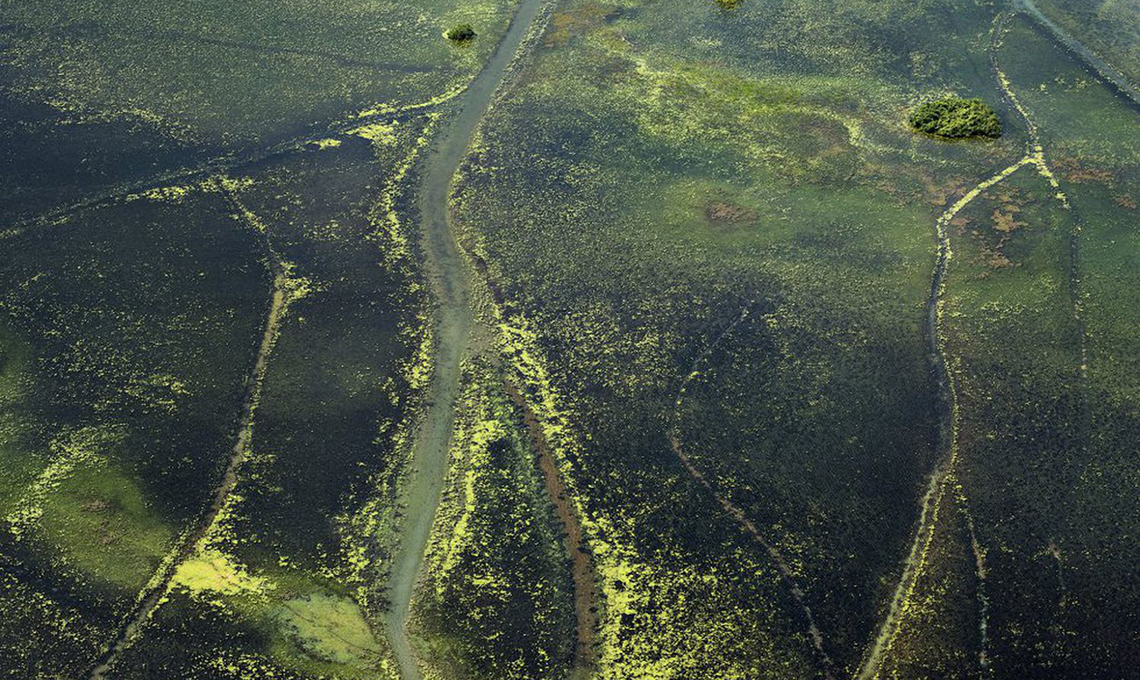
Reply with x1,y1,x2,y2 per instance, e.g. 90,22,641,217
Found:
441,0,1139,678
0,0,518,223
0,0,518,676
2,0,1137,679
410,360,575,680
99,127,432,679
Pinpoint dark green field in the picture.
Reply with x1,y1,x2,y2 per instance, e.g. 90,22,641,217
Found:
2,0,1137,679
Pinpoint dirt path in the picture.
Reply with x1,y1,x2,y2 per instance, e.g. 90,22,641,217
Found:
854,153,1028,680
380,1,554,678
84,196,286,679
964,509,991,674
991,10,1091,441
667,305,837,680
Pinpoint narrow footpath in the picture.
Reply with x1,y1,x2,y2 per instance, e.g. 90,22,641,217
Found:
667,305,838,680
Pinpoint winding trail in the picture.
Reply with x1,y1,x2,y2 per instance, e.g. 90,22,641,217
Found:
964,508,991,676
84,191,286,680
991,12,1089,399
667,305,837,680
380,0,553,677
853,150,1027,680
856,13,1084,679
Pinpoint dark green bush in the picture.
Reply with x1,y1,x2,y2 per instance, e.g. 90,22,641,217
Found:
910,97,1002,139
444,23,477,42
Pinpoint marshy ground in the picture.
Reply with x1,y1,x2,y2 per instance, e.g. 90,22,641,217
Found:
1,1,1137,679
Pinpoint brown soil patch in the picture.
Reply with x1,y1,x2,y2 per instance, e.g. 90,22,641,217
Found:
920,174,963,208
964,186,1030,270
545,2,618,48
991,208,1026,233
1055,157,1114,185
704,200,756,226
984,251,1014,269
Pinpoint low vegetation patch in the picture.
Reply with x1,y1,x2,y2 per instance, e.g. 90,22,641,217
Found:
910,97,1002,139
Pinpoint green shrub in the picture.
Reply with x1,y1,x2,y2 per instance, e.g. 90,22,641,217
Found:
910,97,1002,139
444,23,477,42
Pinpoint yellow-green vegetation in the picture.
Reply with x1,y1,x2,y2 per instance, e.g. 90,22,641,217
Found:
0,0,520,224
96,130,432,679
0,325,33,506
909,159,1084,678
865,11,1140,679
0,180,270,677
0,0,523,670
412,360,574,679
4,425,123,539
872,485,985,680
0,101,438,680
448,0,1033,676
276,594,384,667
937,14,1140,679
172,547,275,600
41,464,175,590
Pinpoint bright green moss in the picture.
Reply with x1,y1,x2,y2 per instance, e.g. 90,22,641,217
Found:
273,594,382,667
172,548,274,600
